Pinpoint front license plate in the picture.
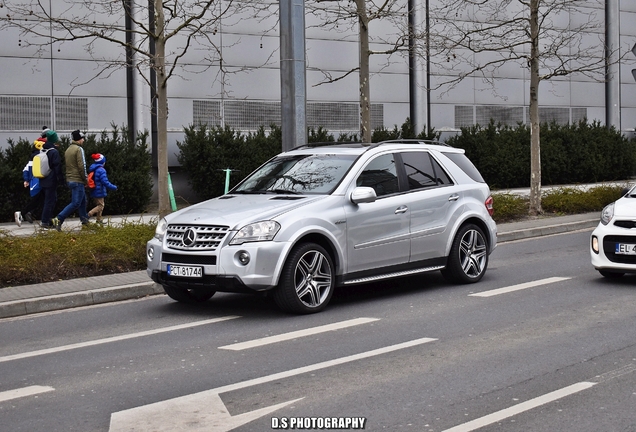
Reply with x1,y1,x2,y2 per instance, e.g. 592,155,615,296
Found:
615,243,636,255
167,264,203,278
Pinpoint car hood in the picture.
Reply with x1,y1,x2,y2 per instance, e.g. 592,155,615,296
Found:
613,196,636,218
164,194,326,229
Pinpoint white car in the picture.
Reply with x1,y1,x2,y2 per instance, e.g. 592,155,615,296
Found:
590,186,636,278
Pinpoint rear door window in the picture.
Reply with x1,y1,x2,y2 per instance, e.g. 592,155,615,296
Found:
402,151,454,191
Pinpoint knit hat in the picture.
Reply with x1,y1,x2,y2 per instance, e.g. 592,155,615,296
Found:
72,129,85,142
41,126,50,138
45,130,59,144
34,139,44,150
92,153,105,164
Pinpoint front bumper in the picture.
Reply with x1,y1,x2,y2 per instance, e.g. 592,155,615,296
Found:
146,237,289,292
590,222,636,273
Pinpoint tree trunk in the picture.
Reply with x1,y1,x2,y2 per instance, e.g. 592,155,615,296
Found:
154,0,171,217
357,0,371,143
528,0,542,215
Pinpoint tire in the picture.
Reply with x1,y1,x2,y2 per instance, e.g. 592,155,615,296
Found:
441,224,489,284
598,270,625,279
273,243,335,314
162,284,215,304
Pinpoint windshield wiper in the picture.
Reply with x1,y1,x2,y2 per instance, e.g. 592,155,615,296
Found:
267,189,301,195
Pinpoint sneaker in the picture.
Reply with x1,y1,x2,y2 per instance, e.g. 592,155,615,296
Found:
14,211,22,227
51,217,62,232
24,212,34,224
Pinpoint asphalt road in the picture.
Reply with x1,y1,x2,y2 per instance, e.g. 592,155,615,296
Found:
1,228,635,431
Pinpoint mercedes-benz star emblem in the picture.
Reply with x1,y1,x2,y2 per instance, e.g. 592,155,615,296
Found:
182,228,197,247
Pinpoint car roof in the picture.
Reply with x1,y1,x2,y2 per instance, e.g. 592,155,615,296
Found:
286,140,463,156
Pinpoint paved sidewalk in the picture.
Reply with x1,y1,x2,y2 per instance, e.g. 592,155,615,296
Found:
0,210,602,319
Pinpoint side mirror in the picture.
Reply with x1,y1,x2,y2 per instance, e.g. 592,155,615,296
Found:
351,186,377,204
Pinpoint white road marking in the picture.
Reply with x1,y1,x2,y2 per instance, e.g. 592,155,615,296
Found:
0,316,239,363
0,385,55,403
109,337,437,431
469,277,571,298
442,382,596,432
219,317,380,351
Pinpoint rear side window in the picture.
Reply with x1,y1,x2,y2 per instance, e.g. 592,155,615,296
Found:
444,153,485,183
402,152,454,190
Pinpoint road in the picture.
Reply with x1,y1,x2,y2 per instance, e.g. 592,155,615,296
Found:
1,229,635,431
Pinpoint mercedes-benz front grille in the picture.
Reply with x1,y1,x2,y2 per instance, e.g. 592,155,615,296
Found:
166,224,230,251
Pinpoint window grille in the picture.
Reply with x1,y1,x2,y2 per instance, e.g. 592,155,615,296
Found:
55,97,88,131
0,96,51,130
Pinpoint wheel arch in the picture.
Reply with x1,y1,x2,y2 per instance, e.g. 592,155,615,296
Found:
447,216,493,256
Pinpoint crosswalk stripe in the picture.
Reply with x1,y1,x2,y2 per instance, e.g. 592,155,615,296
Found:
0,385,55,403
219,317,380,351
469,277,571,298
0,316,239,363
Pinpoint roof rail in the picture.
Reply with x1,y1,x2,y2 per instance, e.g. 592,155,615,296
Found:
375,139,449,147
291,141,367,150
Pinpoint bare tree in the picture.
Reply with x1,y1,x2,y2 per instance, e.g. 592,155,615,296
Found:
306,0,409,143
0,0,236,217
429,0,614,215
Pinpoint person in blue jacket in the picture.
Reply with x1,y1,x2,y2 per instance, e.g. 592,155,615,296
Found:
87,153,118,224
14,137,46,226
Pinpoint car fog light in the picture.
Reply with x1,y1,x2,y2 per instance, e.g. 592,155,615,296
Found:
237,251,250,265
591,236,599,254
147,246,154,260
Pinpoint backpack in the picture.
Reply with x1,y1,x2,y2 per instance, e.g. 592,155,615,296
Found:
32,149,51,178
87,170,96,189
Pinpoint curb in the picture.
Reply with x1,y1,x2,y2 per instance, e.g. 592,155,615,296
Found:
498,218,598,243
0,282,165,319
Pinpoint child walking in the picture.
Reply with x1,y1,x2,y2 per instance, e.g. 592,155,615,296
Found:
87,153,118,224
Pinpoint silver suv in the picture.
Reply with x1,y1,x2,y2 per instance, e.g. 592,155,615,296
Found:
147,140,497,314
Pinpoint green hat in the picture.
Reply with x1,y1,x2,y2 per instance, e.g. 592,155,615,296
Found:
45,130,59,144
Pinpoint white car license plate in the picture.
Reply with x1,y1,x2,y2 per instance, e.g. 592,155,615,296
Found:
615,243,636,255
167,264,203,278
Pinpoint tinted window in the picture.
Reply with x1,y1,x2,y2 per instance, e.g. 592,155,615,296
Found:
444,152,485,183
356,154,399,197
234,154,357,194
403,152,454,190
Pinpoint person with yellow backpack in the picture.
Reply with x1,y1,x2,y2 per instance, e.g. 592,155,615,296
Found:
14,134,47,226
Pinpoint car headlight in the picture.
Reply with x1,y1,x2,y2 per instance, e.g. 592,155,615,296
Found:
154,218,168,240
230,221,280,245
600,203,614,225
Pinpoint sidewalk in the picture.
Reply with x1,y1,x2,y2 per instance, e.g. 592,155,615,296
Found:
0,209,602,320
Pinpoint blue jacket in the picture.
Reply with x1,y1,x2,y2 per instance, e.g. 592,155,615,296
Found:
22,147,41,196
88,163,118,198
38,142,63,189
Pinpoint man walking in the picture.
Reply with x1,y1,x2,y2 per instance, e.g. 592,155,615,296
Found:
52,129,89,231
39,130,64,229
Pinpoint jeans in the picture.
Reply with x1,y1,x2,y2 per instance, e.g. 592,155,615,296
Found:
57,182,89,223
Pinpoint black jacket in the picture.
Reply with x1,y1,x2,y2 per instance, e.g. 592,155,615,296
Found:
38,142,64,188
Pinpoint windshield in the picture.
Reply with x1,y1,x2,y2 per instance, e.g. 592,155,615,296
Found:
233,154,357,195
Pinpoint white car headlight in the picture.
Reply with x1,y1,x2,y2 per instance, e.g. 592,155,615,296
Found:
600,203,614,225
154,218,168,240
230,221,280,245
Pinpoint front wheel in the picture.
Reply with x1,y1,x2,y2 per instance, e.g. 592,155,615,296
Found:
273,243,335,314
442,224,489,284
162,285,216,304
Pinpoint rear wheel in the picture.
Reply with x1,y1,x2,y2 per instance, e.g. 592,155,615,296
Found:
273,243,335,314
162,285,215,303
442,224,488,284
598,270,625,278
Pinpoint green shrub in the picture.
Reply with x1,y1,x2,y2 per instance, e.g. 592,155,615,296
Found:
492,193,528,222
0,220,156,287
0,127,152,223
542,185,624,214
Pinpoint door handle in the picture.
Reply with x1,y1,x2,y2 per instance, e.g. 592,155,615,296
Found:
448,194,460,201
395,206,408,214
